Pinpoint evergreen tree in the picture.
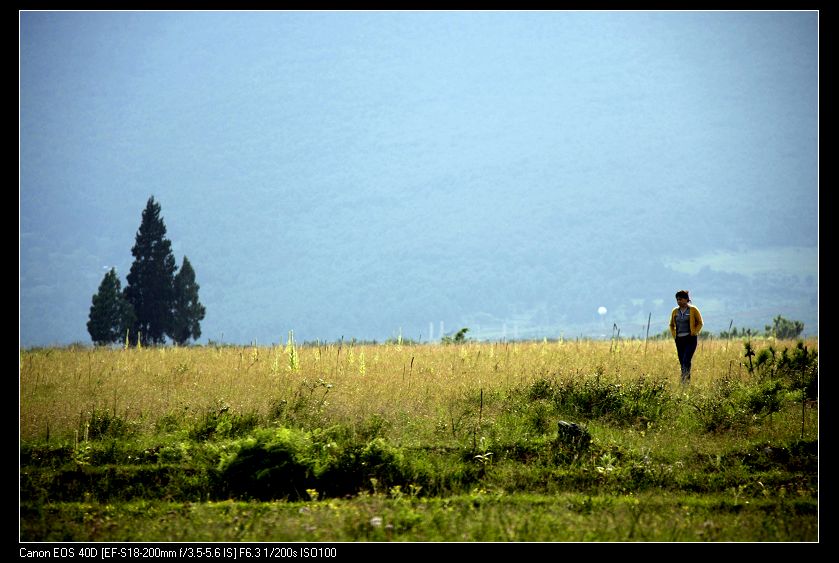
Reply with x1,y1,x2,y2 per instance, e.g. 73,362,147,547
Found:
171,256,206,345
124,196,178,345
87,268,135,345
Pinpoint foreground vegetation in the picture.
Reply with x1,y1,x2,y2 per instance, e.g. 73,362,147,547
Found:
20,337,818,541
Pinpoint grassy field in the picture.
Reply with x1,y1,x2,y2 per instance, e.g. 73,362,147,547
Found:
19,336,818,542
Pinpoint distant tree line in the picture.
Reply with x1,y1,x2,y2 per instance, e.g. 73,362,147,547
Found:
87,196,205,346
650,314,805,341
718,315,805,340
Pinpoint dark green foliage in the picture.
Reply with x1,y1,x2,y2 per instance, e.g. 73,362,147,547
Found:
171,256,206,345
86,268,135,345
743,341,756,372
742,379,786,418
765,315,804,339
755,346,777,374
188,402,259,441
558,379,622,419
781,341,818,400
751,341,818,401
218,429,314,501
357,413,391,440
20,444,75,468
217,429,414,501
83,408,134,440
689,374,790,433
551,375,672,426
93,197,205,346
524,400,553,434
688,376,742,433
124,197,178,345
442,327,469,344
20,422,817,516
506,375,672,432
155,414,182,434
21,463,213,503
737,440,818,473
319,438,407,497
268,378,333,428
528,377,554,401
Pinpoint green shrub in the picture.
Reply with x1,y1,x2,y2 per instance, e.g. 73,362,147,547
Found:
318,437,407,497
189,402,260,441
358,413,391,440
528,377,554,401
690,375,790,432
525,400,553,434
83,408,134,440
552,375,671,426
749,341,817,400
742,379,785,419
268,378,333,428
217,428,315,500
688,377,742,433
780,342,818,400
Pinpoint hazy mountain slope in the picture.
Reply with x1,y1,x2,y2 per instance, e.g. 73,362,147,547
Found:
20,12,818,346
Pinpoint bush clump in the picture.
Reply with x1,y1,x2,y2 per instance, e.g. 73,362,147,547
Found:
217,428,315,500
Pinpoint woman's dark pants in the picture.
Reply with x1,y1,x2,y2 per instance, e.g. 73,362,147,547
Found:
675,335,698,384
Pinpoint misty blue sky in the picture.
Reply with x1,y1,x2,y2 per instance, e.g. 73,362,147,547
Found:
20,11,818,347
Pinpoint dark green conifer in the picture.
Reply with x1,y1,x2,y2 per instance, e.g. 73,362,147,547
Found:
124,196,178,345
171,256,206,345
87,268,135,345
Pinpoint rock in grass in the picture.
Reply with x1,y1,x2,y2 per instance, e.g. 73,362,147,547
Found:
556,420,591,450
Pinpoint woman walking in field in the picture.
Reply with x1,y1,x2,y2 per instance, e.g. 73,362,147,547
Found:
669,290,703,384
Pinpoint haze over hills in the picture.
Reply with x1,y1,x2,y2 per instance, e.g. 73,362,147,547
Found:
20,11,818,347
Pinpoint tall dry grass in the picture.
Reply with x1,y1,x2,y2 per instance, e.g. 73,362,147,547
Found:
19,337,816,443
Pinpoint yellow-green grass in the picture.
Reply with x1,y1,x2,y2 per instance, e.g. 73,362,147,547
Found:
19,337,818,542
20,337,816,444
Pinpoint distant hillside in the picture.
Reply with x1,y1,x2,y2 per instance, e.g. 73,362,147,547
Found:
19,11,818,347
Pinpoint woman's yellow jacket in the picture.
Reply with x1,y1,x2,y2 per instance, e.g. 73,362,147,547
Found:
669,306,704,338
